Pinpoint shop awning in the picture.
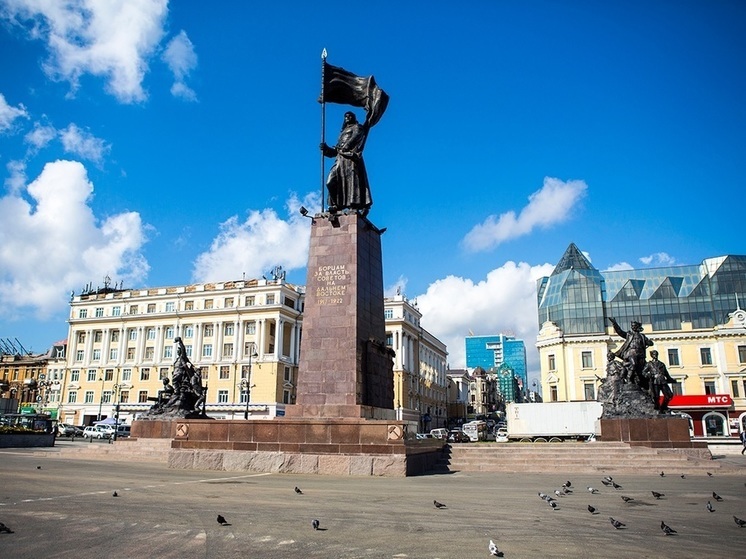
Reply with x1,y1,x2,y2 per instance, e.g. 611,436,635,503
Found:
666,394,733,409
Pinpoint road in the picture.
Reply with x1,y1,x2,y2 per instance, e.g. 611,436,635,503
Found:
0,445,744,558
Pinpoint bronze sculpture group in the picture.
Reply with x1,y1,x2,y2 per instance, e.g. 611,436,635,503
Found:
599,318,676,418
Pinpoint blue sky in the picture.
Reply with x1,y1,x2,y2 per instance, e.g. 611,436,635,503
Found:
1,1,744,380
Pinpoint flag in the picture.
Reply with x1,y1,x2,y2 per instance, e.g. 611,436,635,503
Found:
320,62,389,127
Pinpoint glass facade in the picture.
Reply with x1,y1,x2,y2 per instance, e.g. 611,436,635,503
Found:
465,334,527,401
537,244,746,335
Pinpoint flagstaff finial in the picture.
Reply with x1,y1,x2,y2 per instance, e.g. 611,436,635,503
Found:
321,48,327,59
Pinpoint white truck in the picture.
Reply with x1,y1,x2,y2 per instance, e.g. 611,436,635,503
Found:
505,401,603,442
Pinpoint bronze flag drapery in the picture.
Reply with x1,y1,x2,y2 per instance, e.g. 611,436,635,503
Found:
319,62,389,127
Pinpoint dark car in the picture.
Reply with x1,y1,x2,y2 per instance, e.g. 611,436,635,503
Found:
57,423,84,437
447,430,470,443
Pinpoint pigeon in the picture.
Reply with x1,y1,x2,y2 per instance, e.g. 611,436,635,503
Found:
312,519,320,530
660,471,665,477
554,490,562,498
434,500,447,509
217,515,228,525
621,496,634,503
565,480,572,487
712,491,723,502
587,486,599,494
680,474,686,479
588,505,597,514
112,491,118,497
734,516,746,528
601,479,613,487
651,491,665,500
707,472,713,477
603,475,613,482
660,521,677,535
612,482,623,490
609,517,625,529
706,501,714,513
488,539,504,557
36,465,42,469
0,522,13,534
561,484,572,494
549,500,558,509
538,492,553,502
295,486,303,495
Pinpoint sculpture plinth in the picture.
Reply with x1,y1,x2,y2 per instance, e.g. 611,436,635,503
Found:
286,212,394,419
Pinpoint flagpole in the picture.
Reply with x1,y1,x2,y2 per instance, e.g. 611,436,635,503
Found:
320,48,327,213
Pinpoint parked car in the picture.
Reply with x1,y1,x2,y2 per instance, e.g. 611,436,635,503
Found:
114,425,131,438
415,433,433,440
447,430,470,443
429,428,449,440
82,426,110,439
96,424,116,438
57,423,84,437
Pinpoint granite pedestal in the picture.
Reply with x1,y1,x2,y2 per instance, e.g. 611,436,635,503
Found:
600,416,707,449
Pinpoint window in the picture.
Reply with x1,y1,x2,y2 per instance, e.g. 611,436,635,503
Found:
584,382,595,400
220,366,230,379
548,354,556,371
204,325,214,337
126,347,135,360
111,330,120,342
104,369,114,381
671,381,682,396
92,349,101,361
550,385,558,402
185,345,193,358
283,390,291,404
667,348,680,366
204,299,213,309
147,303,156,313
245,321,256,335
241,365,250,379
78,309,87,318
732,380,740,398
129,305,138,315
112,306,121,317
77,332,86,343
94,331,103,342
240,390,248,404
87,369,96,382
120,391,129,403
202,344,213,357
128,328,137,341
184,300,194,311
384,308,393,319
109,348,118,360
138,391,148,403
223,343,233,358
386,333,393,347
95,307,104,317
159,368,169,380
84,391,94,404
700,348,713,365
183,325,194,338
225,297,234,308
224,323,234,336
245,296,255,306
102,390,112,404
704,380,716,395
581,351,593,368
147,328,156,340
70,369,80,382
284,296,296,309
67,391,77,403
163,346,172,359
165,302,175,312
201,367,209,380
140,368,150,381
75,350,84,362
122,368,132,382
144,347,154,360
284,366,291,382
266,294,275,305
165,326,174,339
217,390,229,403
739,345,746,364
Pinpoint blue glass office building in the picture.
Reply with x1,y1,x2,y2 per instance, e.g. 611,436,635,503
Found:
465,334,527,401
537,243,746,335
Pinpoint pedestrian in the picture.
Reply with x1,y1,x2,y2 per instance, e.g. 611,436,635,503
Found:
740,429,746,455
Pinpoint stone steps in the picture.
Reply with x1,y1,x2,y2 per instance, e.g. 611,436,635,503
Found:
54,437,171,462
435,442,737,475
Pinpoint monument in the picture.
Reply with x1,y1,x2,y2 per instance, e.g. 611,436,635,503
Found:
596,318,696,448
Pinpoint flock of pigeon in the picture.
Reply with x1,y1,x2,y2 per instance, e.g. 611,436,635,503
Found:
215,486,321,532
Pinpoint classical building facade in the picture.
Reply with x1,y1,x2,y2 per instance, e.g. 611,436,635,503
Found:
536,244,746,438
60,277,304,426
384,295,448,430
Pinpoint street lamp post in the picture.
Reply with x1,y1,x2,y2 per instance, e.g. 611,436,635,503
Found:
96,376,104,421
242,343,258,420
112,383,123,441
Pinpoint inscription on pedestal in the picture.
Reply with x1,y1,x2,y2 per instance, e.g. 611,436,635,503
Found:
314,265,350,305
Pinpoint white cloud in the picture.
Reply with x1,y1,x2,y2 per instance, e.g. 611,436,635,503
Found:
640,252,675,267
605,261,634,271
0,160,149,318
162,30,198,101
0,92,28,132
2,0,169,103
59,123,110,164
4,160,27,194
385,276,408,298
415,261,555,373
24,121,57,150
192,193,320,283
462,177,588,252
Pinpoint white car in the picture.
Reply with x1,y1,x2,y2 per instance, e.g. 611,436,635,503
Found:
82,426,110,439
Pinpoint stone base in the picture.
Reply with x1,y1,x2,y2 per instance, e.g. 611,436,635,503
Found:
131,417,443,477
599,417,705,449
283,404,396,420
